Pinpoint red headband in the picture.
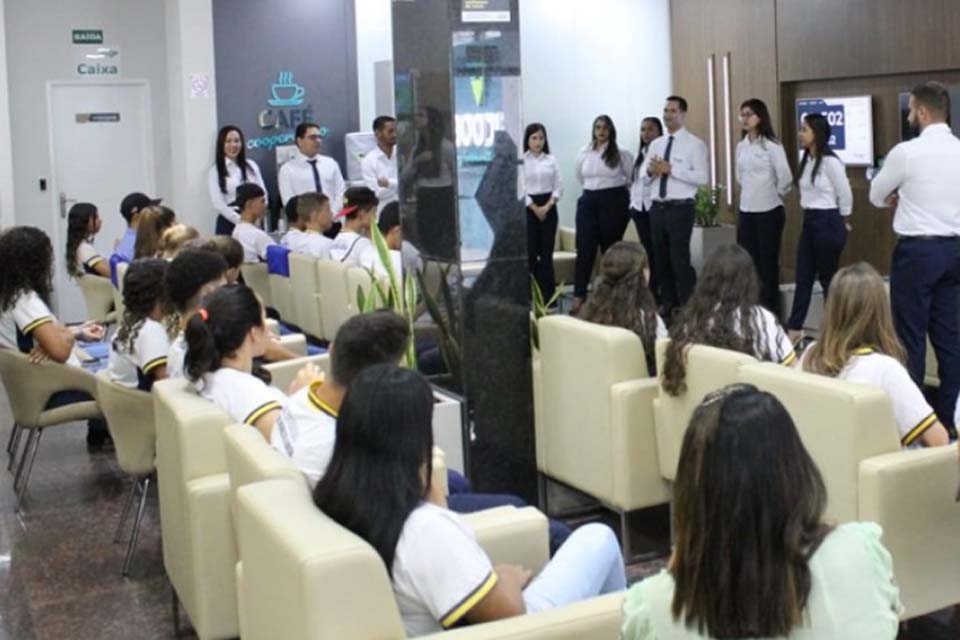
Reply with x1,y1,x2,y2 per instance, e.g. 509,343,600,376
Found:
335,205,359,220
198,308,209,322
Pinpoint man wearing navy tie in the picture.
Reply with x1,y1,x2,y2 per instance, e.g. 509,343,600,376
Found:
870,81,960,429
277,122,346,213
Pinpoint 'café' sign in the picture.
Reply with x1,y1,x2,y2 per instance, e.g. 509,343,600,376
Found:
248,71,328,150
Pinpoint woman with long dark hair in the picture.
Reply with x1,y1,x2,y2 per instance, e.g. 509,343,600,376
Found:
207,125,265,236
315,364,626,637
108,259,172,391
736,98,793,315
622,384,901,638
520,123,563,301
786,113,852,342
572,115,633,313
64,202,110,279
630,117,664,300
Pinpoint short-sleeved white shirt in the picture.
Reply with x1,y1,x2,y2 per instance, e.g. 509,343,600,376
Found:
77,241,105,275
285,228,333,260
281,228,304,250
270,380,338,488
0,290,81,367
108,318,170,389
196,367,286,426
733,306,796,365
329,231,373,268
167,331,187,379
232,221,277,263
391,503,498,636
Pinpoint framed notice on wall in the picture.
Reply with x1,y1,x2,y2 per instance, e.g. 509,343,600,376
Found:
462,0,510,23
795,96,874,166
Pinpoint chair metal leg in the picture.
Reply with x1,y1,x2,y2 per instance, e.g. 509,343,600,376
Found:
6,422,19,455
121,476,150,576
114,479,140,543
15,429,43,512
171,584,183,637
537,472,550,516
7,423,22,471
12,429,37,493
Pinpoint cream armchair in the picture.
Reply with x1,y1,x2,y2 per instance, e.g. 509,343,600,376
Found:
537,316,670,555
268,271,295,325
289,253,325,340
235,477,622,640
240,263,272,310
263,353,331,394
552,226,577,287
316,260,351,340
78,273,117,323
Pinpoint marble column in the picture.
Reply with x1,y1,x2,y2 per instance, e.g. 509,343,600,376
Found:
392,0,536,501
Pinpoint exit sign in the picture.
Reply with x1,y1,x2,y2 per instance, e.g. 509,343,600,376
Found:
72,29,103,44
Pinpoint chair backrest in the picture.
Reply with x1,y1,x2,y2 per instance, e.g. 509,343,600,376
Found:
240,263,273,309
316,260,350,339
78,274,115,323
738,362,900,523
223,424,306,500
0,348,99,427
263,353,331,394
267,246,295,323
235,478,406,640
289,253,324,338
538,316,648,505
95,371,155,475
653,339,758,481
112,261,129,318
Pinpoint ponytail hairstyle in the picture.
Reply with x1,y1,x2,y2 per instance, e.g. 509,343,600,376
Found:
795,113,836,187
159,224,201,260
113,258,169,353
134,205,176,259
183,283,271,384
65,203,100,278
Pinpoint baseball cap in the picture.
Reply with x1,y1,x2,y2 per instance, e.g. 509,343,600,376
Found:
120,192,162,221
230,183,266,208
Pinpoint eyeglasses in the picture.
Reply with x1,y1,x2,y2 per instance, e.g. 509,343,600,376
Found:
305,134,323,141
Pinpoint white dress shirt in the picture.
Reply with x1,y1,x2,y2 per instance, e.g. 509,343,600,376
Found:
629,148,653,211
277,152,345,212
361,146,399,212
520,151,564,206
575,143,633,190
736,136,793,212
207,158,265,225
233,221,277,262
798,155,853,216
640,128,709,201
869,123,960,236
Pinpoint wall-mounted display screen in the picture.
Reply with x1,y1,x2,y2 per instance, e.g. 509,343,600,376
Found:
795,96,874,166
899,89,960,141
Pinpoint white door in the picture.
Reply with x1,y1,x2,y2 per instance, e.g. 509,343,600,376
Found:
47,80,155,322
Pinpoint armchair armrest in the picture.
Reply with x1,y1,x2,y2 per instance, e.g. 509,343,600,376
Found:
461,506,549,575
611,378,671,510
263,354,331,394
276,333,308,356
557,226,576,252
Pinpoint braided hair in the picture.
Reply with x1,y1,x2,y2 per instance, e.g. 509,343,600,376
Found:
113,258,169,354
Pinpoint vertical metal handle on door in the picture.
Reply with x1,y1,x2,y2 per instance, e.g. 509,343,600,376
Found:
706,54,717,190
722,53,733,206
59,192,76,219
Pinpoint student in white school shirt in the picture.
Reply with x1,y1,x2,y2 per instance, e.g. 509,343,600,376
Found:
65,202,111,279
277,122,346,213
281,192,334,260
314,364,626,637
361,115,399,214
328,186,378,268
801,262,949,448
208,125,265,236
662,244,795,397
230,183,276,263
108,259,171,391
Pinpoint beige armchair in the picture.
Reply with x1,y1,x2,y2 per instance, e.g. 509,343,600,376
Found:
95,371,155,576
537,316,670,556
268,271,295,325
235,477,621,640
263,353,331,394
240,263,272,310
289,253,325,340
0,349,102,512
316,260,351,340
552,226,577,287
78,273,117,324
113,262,128,319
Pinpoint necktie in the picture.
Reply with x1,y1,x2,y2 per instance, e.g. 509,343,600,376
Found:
659,135,675,199
307,158,323,194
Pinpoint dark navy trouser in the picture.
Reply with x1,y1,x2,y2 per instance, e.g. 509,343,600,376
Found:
787,208,847,330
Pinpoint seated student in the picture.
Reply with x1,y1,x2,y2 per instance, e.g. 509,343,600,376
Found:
0,226,109,446
108,259,172,391
801,262,949,448
133,205,176,259
621,384,901,639
578,241,666,375
366,201,406,277
315,364,626,637
165,248,229,379
283,192,334,259
113,192,161,263
204,236,243,284
231,183,276,263
280,195,303,249
328,186,377,267
662,244,795,396
159,224,201,260
65,202,110,279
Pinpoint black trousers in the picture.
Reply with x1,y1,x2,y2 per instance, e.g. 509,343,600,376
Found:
890,236,960,429
215,215,235,236
415,185,457,261
574,186,630,298
738,206,785,317
630,206,659,301
649,200,696,312
527,193,558,302
787,208,847,330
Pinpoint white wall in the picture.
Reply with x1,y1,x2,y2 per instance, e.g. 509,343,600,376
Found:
355,0,393,132
0,1,14,229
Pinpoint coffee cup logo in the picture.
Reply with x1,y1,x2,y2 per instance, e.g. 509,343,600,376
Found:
268,71,306,107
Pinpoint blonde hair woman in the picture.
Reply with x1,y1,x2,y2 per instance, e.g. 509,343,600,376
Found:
159,224,201,260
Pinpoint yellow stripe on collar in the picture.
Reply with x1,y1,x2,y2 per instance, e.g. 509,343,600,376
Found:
307,380,338,418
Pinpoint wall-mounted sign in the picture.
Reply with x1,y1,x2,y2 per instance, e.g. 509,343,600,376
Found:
76,112,120,123
74,45,121,77
72,29,103,44
462,0,510,22
795,96,873,166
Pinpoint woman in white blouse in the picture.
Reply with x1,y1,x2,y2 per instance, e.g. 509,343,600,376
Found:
572,115,633,313
786,113,853,342
520,123,563,301
736,98,792,316
208,125,266,236
629,117,664,301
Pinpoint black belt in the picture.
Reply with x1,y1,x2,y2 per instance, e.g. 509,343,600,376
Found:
652,199,694,207
898,235,960,242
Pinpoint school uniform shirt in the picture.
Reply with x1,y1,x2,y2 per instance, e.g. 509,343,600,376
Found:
731,306,796,365
76,240,106,275
392,502,498,636
736,136,793,212
284,228,333,260
363,247,404,279
270,380,338,488
207,158,266,225
277,152,345,213
233,221,277,263
196,367,286,428
868,123,960,237
361,146,399,212
108,318,170,390
167,331,186,379
798,155,853,216
520,151,564,207
329,230,373,268
575,144,634,190
0,290,81,366
639,128,709,202
115,228,138,262
401,240,424,277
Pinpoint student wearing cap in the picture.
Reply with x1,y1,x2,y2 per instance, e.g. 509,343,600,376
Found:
113,192,161,262
230,183,277,263
277,122,346,213
283,192,334,260
328,186,378,268
361,116,399,213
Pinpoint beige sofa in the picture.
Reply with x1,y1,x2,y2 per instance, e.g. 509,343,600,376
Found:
288,252,326,339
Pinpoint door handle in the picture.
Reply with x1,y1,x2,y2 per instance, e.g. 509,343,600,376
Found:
59,192,76,219
722,52,733,206
706,54,717,190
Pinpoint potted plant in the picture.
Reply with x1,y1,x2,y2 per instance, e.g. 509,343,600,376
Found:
691,184,735,272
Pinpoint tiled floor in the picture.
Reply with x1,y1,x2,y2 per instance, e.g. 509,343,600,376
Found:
0,386,956,639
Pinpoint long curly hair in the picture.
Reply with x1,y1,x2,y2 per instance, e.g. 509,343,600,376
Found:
0,227,54,312
113,258,169,354
578,241,660,374
662,244,772,396
65,203,99,278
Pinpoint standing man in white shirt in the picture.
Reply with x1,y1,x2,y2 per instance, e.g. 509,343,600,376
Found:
277,122,346,213
361,116,399,213
869,81,960,430
640,96,709,315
